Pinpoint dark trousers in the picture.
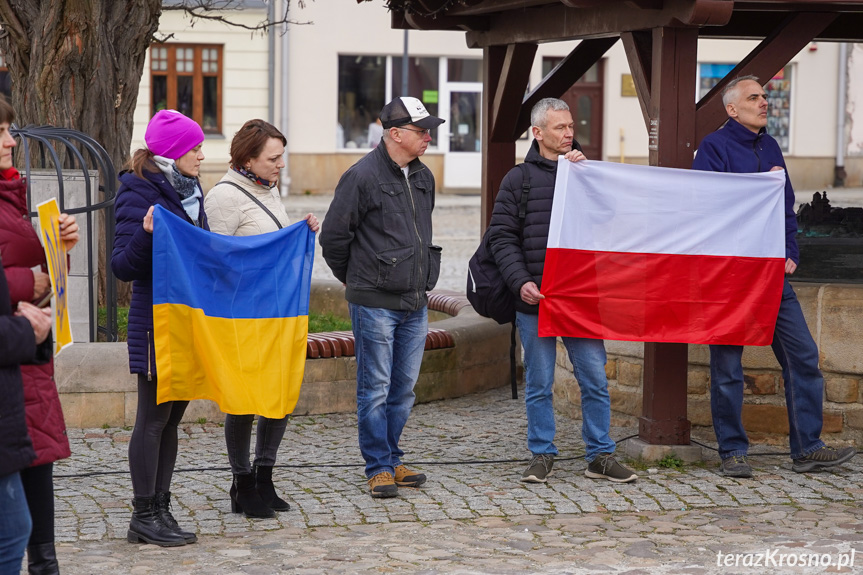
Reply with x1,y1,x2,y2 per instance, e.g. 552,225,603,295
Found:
128,374,189,497
20,463,54,546
224,414,289,475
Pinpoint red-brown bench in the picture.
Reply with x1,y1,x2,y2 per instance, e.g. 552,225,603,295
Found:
306,291,468,359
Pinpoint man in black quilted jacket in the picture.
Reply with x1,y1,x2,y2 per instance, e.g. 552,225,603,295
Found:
487,98,637,485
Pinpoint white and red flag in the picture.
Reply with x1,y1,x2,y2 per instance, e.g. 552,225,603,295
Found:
539,159,786,346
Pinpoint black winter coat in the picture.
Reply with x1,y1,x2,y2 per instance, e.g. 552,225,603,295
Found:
110,167,207,377
320,142,441,311
0,255,48,477
487,139,582,315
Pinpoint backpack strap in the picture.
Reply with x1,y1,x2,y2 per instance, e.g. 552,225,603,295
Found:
510,163,531,400
517,163,530,221
218,180,283,230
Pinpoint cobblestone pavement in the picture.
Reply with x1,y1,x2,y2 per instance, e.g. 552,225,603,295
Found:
51,386,862,574
45,190,863,574
285,193,487,294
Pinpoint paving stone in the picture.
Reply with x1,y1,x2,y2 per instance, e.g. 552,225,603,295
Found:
46,193,863,575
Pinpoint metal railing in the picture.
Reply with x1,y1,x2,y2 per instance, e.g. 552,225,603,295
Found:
11,124,119,341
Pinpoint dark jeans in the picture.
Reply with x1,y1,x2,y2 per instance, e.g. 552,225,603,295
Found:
710,279,826,460
20,463,54,546
224,414,289,475
128,374,189,498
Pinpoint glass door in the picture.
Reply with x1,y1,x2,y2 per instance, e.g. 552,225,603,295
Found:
441,82,482,190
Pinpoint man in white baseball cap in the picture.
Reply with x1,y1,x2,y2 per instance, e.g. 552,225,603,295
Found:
321,96,444,498
379,96,445,131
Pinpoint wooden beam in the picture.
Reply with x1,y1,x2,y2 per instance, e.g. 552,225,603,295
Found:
639,26,699,446
491,43,538,143
402,12,490,31
621,30,653,131
515,37,618,137
465,0,731,47
481,46,516,231
694,11,838,147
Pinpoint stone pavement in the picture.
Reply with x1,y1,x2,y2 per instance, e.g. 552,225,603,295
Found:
43,188,863,574
50,386,862,574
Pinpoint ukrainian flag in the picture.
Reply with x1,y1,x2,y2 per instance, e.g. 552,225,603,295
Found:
151,205,314,418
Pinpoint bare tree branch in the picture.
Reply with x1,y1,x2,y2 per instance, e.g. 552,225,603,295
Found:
163,0,312,33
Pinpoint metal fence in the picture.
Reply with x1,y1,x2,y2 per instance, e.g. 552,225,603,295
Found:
11,125,119,341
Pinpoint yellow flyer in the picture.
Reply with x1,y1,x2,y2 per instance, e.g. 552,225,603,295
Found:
36,198,73,355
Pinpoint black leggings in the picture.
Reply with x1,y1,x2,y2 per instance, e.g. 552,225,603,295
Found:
128,374,189,498
20,463,54,546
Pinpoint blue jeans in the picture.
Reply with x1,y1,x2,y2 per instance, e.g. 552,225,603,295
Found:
0,472,31,575
350,303,428,478
710,279,825,460
516,312,616,462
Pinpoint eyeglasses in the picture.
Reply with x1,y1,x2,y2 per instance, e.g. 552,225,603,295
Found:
399,126,431,136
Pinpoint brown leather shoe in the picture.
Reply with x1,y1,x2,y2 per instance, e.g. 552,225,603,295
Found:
394,464,427,487
368,472,398,498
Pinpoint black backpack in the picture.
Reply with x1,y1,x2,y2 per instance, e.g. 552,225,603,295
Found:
466,164,530,398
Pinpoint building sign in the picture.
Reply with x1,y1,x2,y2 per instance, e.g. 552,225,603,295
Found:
621,74,637,97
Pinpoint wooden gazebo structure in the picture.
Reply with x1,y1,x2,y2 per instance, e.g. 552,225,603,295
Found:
378,0,863,450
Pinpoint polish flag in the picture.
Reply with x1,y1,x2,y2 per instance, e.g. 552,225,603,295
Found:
539,159,786,346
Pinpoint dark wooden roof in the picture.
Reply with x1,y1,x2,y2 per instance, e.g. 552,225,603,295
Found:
378,1,863,45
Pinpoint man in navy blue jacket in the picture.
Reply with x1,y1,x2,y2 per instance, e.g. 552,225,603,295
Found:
693,75,856,478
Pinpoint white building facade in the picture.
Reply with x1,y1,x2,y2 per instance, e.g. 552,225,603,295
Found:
137,1,863,193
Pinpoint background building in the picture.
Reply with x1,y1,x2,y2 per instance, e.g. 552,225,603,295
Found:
132,1,861,193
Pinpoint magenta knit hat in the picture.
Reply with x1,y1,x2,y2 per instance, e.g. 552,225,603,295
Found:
144,110,205,160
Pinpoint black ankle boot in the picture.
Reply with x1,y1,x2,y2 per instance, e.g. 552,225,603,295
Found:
230,473,275,518
27,542,59,575
254,465,290,512
154,491,197,543
127,496,186,547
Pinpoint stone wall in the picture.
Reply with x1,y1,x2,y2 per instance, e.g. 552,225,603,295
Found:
553,282,863,446
54,287,512,428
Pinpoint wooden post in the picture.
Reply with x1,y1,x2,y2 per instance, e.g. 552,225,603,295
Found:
639,27,698,445
481,45,517,230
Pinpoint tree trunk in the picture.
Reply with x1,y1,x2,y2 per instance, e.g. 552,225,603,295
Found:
0,0,162,311
0,0,161,170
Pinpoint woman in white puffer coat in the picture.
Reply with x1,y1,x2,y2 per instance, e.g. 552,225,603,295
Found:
204,119,319,519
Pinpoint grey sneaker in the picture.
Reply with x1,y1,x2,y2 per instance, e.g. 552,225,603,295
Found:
792,446,856,473
585,453,638,483
720,455,753,478
521,453,554,483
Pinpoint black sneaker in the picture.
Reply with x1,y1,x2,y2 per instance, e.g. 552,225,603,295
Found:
521,453,554,483
792,446,856,473
720,455,753,478
585,453,637,483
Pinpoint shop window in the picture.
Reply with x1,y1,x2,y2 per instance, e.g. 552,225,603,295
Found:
338,55,449,150
392,57,440,147
699,63,792,151
337,55,386,149
150,44,222,134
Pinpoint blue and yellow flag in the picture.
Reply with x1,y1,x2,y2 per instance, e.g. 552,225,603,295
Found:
151,205,314,418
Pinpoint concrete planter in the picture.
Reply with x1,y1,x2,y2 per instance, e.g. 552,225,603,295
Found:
54,281,512,428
